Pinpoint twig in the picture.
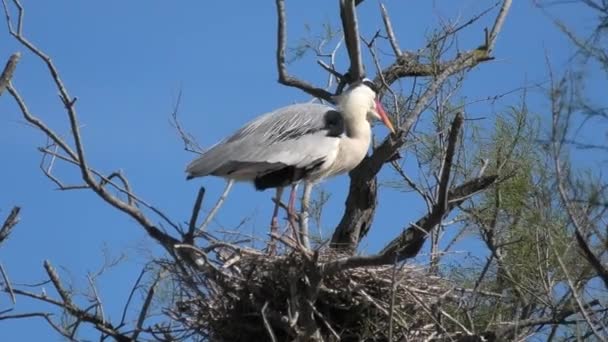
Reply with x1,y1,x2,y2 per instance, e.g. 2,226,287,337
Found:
550,234,607,340
198,180,233,232
170,89,204,154
387,256,399,341
119,267,147,327
0,263,15,304
38,147,181,233
132,271,161,341
103,171,135,206
316,60,344,80
86,273,105,325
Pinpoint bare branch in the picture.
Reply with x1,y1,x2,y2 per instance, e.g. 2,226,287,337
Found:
198,180,233,233
131,271,161,340
119,267,147,327
43,260,74,308
379,3,402,56
0,52,20,96
171,89,204,154
0,263,15,305
340,0,364,82
275,0,334,102
187,187,205,242
325,175,498,273
0,206,20,246
487,0,513,53
332,0,513,251
437,113,463,211
3,1,182,254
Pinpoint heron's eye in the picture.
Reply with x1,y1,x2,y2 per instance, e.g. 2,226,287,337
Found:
362,79,378,93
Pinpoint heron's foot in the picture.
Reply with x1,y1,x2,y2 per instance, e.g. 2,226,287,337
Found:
286,210,302,246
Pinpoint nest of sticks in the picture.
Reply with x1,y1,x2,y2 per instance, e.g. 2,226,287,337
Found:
167,245,486,342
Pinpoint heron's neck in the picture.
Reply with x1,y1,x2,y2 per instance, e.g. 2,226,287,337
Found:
343,109,371,141
338,86,374,142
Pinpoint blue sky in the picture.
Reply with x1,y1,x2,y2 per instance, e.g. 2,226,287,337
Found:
0,1,601,340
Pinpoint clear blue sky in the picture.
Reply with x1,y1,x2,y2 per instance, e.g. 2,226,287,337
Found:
0,1,600,340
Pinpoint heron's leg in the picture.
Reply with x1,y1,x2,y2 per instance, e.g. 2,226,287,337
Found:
286,183,301,244
287,183,298,218
267,186,284,255
299,182,313,250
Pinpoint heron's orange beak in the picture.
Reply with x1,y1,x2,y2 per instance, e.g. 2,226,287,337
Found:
375,99,395,134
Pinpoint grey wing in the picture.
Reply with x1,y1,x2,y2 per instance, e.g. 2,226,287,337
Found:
185,103,344,181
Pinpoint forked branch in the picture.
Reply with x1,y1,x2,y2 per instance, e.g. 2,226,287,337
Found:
275,0,334,102
324,174,498,274
332,0,513,251
2,0,181,254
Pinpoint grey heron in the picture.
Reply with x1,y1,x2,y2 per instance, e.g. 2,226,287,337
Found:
186,80,395,248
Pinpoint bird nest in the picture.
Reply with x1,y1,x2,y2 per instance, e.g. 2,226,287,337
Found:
169,248,472,341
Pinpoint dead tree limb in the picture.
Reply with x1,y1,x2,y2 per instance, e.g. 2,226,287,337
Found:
340,0,365,83
0,52,20,96
0,206,20,247
2,0,181,254
275,0,334,102
324,174,498,274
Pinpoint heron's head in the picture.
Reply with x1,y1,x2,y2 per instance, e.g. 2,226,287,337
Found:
339,79,395,134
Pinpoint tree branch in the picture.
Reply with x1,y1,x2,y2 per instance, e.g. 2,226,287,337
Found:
2,0,181,254
379,3,402,56
0,52,19,96
325,175,498,274
340,0,364,82
275,0,334,102
0,206,20,247
131,272,161,341
331,0,512,251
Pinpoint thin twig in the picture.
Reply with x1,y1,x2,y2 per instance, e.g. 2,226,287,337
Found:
198,180,233,232
119,267,147,327
0,263,15,305
132,271,161,341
